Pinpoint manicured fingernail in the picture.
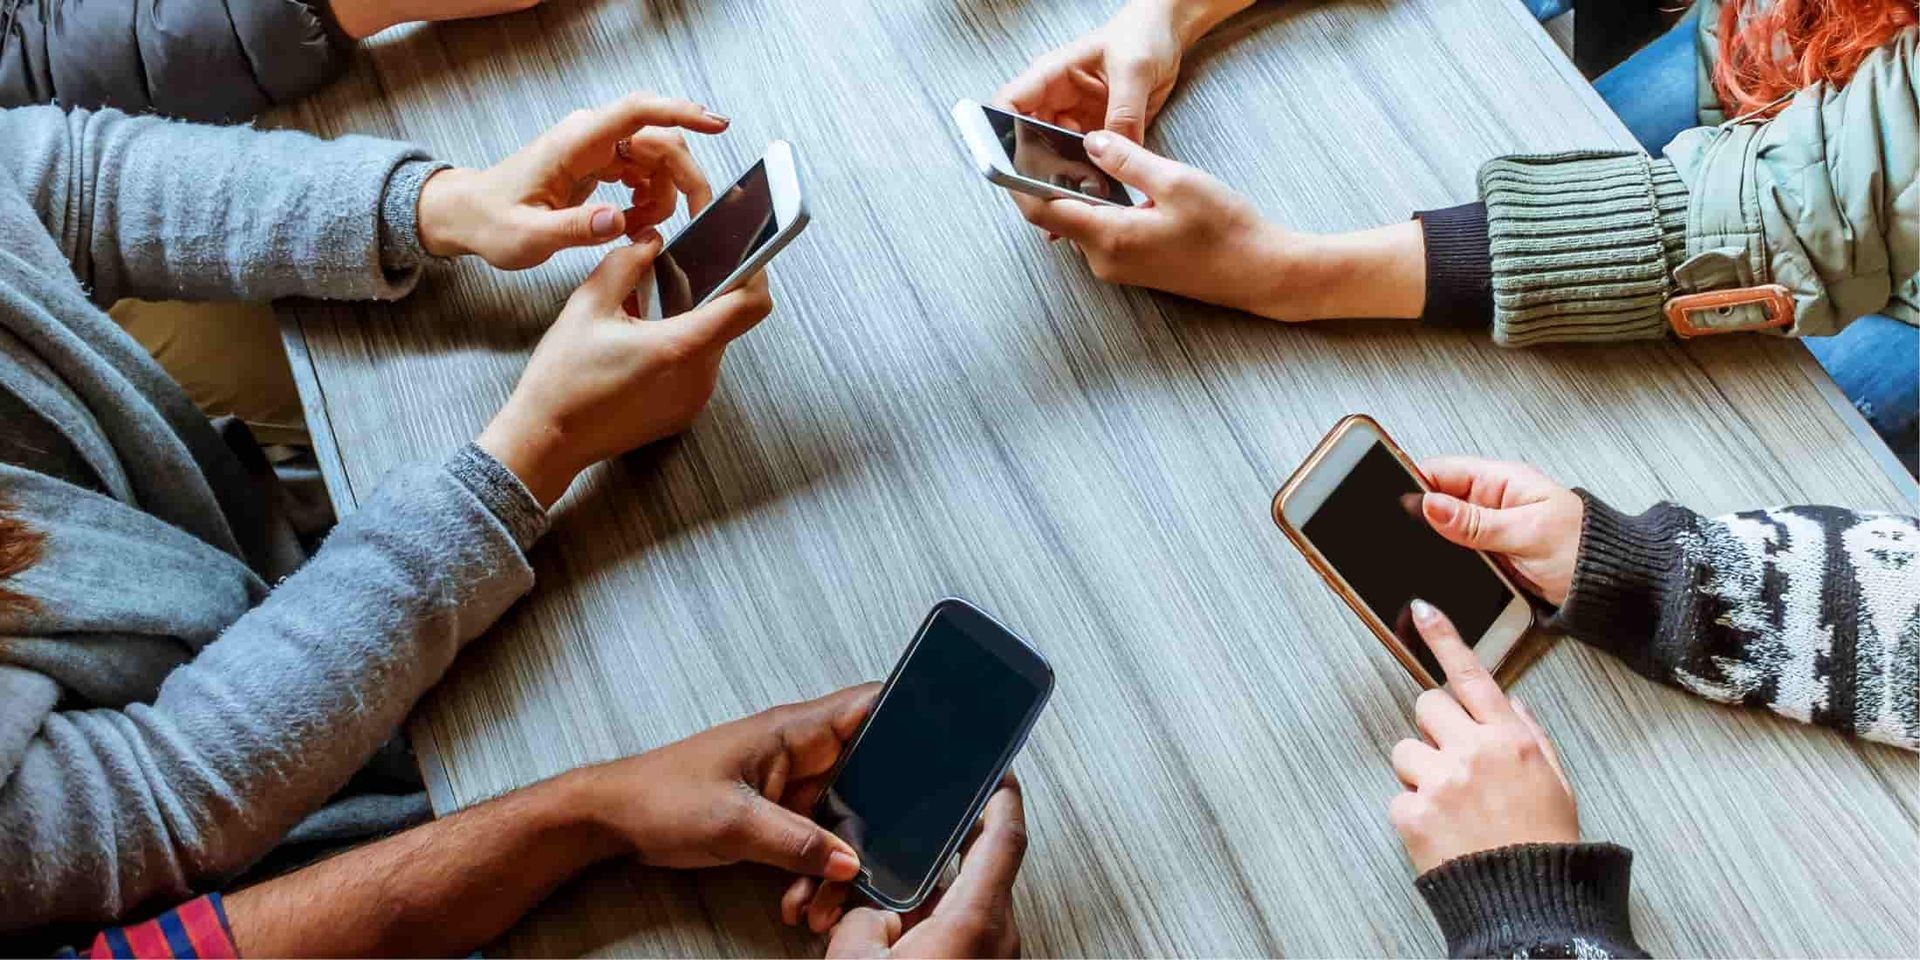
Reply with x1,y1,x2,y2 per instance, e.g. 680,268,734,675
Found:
703,110,731,125
1083,130,1114,157
1427,494,1457,524
591,207,620,237
1410,598,1439,623
827,849,859,880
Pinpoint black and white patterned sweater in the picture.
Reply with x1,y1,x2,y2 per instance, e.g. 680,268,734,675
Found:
1417,493,1919,958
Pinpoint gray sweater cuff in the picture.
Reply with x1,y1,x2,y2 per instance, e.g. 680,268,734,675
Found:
379,159,455,274
1478,152,1689,346
1416,842,1645,958
446,444,549,551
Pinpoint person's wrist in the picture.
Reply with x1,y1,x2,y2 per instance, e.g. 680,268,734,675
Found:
1155,0,1255,46
476,400,584,510
327,0,405,39
1264,221,1426,322
416,167,489,260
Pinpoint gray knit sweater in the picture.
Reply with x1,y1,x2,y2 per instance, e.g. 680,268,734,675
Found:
0,106,547,934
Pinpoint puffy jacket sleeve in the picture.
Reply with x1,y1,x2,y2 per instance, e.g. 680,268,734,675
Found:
1469,28,1918,345
0,0,350,123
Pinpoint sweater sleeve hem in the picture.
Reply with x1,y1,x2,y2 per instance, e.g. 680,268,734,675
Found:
1415,842,1645,959
378,159,454,279
1546,493,1692,670
446,444,549,551
1413,202,1494,331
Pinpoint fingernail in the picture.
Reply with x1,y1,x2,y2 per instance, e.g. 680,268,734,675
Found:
827,849,859,880
1427,494,1457,524
1409,598,1439,624
1084,130,1114,158
703,110,731,126
591,207,620,237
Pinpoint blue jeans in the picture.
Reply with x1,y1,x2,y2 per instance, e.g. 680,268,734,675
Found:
1587,12,1920,477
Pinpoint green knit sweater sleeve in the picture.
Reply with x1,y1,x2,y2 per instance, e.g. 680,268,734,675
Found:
1476,152,1690,346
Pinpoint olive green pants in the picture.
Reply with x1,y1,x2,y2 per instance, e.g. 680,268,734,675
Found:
109,299,309,447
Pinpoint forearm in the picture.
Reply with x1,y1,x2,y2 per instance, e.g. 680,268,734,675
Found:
1550,494,1920,751
1156,0,1260,45
227,772,614,957
1247,220,1426,321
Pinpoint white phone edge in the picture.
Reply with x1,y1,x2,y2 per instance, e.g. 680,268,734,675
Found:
948,98,1147,207
1277,418,1532,679
649,140,810,319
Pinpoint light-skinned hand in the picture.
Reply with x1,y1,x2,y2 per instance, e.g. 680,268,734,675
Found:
475,236,773,506
417,92,729,270
1417,457,1586,606
563,684,882,879
1000,0,1195,142
1013,131,1427,321
330,0,544,39
1388,600,1578,874
780,778,1027,957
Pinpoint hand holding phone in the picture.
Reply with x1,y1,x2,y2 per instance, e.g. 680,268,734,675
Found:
634,140,809,319
952,100,1145,206
1272,416,1535,688
803,599,1053,913
1415,457,1586,607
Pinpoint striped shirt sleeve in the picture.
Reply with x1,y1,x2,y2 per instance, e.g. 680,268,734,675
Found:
57,894,237,959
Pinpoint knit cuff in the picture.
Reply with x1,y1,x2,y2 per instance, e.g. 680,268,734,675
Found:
1478,152,1690,346
446,443,549,551
1416,842,1644,959
379,159,455,275
1413,202,1494,330
1546,492,1690,670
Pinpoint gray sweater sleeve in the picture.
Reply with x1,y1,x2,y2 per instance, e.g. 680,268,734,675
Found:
0,104,438,306
0,446,548,931
1550,495,1920,751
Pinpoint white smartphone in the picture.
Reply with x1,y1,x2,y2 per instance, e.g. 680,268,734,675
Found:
950,98,1147,207
640,140,808,319
1271,415,1533,688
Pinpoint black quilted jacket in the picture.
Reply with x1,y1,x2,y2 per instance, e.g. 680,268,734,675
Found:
0,0,349,122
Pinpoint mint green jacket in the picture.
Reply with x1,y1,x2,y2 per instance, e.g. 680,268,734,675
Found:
1478,10,1916,345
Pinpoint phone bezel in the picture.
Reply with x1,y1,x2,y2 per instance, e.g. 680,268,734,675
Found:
645,139,810,318
813,597,1054,912
949,98,1148,207
1270,415,1533,688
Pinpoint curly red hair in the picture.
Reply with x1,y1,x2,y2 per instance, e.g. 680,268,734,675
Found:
1714,0,1917,117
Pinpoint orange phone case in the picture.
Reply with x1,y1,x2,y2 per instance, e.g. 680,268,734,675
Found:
1269,415,1526,689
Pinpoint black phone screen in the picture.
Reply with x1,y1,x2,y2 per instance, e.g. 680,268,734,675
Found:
1301,442,1512,680
815,603,1050,905
654,160,779,316
982,105,1135,206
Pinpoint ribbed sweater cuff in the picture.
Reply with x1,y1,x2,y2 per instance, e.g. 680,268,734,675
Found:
379,159,454,274
1546,492,1689,669
1478,152,1690,346
1416,843,1644,959
1414,202,1494,330
447,443,549,551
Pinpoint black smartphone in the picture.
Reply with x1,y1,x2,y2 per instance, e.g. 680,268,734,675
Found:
813,598,1054,911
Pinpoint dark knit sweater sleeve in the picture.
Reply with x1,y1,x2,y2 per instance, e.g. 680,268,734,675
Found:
1413,202,1495,330
1415,843,1646,959
1550,493,1920,751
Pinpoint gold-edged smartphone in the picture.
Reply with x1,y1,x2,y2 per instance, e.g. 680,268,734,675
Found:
1271,415,1532,687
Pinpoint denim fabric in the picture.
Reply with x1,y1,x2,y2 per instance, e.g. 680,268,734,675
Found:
1523,0,1571,21
1805,316,1920,477
1592,11,1699,153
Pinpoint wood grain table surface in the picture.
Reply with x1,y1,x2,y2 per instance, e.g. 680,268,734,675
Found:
275,0,1920,955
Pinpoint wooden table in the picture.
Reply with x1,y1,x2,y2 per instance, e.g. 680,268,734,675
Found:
277,0,1919,955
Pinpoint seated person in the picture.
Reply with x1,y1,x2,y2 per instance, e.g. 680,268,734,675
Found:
0,0,548,123
999,0,1918,472
0,92,764,941
1381,456,1915,956
55,687,1030,959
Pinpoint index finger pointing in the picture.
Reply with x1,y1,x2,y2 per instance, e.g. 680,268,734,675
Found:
579,93,729,149
1407,599,1510,722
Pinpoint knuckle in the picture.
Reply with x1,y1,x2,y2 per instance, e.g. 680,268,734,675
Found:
1414,689,1448,714
786,826,823,865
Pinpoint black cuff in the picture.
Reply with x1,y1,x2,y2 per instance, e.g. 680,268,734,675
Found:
1416,842,1646,959
1547,493,1691,672
1412,202,1494,330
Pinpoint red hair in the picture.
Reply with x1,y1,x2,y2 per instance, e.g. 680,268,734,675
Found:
0,499,43,616
1714,0,1917,117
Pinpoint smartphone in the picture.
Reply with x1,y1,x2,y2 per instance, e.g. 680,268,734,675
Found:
813,598,1054,911
950,98,1146,207
639,140,808,319
1271,415,1533,688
